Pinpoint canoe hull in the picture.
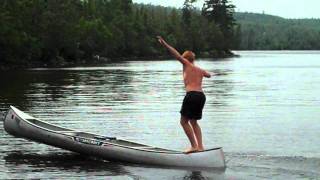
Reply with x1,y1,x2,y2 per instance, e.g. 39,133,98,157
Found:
4,106,226,169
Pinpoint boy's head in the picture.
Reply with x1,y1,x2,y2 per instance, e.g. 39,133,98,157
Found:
182,51,195,63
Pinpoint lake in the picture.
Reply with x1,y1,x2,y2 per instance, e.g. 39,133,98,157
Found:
0,51,319,179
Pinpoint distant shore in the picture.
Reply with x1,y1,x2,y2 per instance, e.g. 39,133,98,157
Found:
0,51,238,71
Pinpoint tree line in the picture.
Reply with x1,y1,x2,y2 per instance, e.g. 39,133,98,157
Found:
1,0,320,69
235,12,320,50
0,0,236,68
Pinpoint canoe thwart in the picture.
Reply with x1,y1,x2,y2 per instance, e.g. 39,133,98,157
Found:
94,135,117,141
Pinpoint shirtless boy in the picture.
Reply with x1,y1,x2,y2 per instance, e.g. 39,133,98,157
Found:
157,36,211,153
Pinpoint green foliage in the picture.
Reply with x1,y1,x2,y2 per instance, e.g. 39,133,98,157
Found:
202,0,236,51
0,0,237,68
235,12,320,50
182,0,197,27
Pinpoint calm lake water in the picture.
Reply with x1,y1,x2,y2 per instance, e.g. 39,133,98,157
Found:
0,51,320,179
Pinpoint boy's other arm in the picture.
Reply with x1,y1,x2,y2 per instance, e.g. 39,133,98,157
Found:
157,36,190,65
202,69,211,78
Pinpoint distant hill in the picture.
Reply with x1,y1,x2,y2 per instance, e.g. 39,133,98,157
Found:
235,12,320,30
234,12,320,50
235,12,285,24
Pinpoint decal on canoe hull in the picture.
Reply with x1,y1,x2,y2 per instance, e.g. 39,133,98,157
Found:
73,136,103,146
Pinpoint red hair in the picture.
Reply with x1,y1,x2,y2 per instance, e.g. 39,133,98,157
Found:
182,51,195,62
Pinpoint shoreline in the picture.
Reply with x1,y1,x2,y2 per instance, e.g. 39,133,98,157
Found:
0,52,239,71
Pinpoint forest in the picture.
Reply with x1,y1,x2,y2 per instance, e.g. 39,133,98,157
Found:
235,12,320,50
0,0,236,69
1,0,320,69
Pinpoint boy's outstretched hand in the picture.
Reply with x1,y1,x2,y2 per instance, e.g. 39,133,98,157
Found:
157,36,165,46
156,35,186,64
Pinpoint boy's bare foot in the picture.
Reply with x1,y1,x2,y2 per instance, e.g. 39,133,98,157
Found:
197,146,205,152
184,147,198,154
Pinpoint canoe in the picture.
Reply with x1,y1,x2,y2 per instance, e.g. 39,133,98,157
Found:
3,106,226,169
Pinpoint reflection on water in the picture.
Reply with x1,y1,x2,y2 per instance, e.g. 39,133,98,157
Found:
4,151,227,180
1,51,320,179
183,171,207,180
4,152,130,176
0,68,135,112
209,69,234,108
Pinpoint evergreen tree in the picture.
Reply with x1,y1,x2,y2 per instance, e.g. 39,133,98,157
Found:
182,0,196,27
202,0,236,51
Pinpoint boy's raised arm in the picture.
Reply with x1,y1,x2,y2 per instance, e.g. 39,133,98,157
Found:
157,36,190,65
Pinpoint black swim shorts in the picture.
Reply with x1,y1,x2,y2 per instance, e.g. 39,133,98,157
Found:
180,91,206,120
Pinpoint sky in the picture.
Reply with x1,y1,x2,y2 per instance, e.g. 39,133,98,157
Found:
132,0,320,19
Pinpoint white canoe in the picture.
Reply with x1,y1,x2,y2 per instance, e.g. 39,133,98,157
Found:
3,106,226,169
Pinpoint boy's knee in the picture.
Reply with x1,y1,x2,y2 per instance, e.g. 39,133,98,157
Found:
189,120,198,126
180,117,189,126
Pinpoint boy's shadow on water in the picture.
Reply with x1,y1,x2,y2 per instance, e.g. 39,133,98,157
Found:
4,151,226,179
182,170,226,180
182,171,208,180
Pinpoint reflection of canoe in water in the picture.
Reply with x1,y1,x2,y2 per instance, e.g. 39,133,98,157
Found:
3,106,226,169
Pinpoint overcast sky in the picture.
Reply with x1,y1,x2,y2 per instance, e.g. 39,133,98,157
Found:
132,0,320,19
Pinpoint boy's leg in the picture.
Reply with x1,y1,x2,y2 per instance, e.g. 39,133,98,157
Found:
180,116,198,153
189,120,204,151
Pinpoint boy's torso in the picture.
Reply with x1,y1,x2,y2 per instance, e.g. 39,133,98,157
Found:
183,64,204,92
